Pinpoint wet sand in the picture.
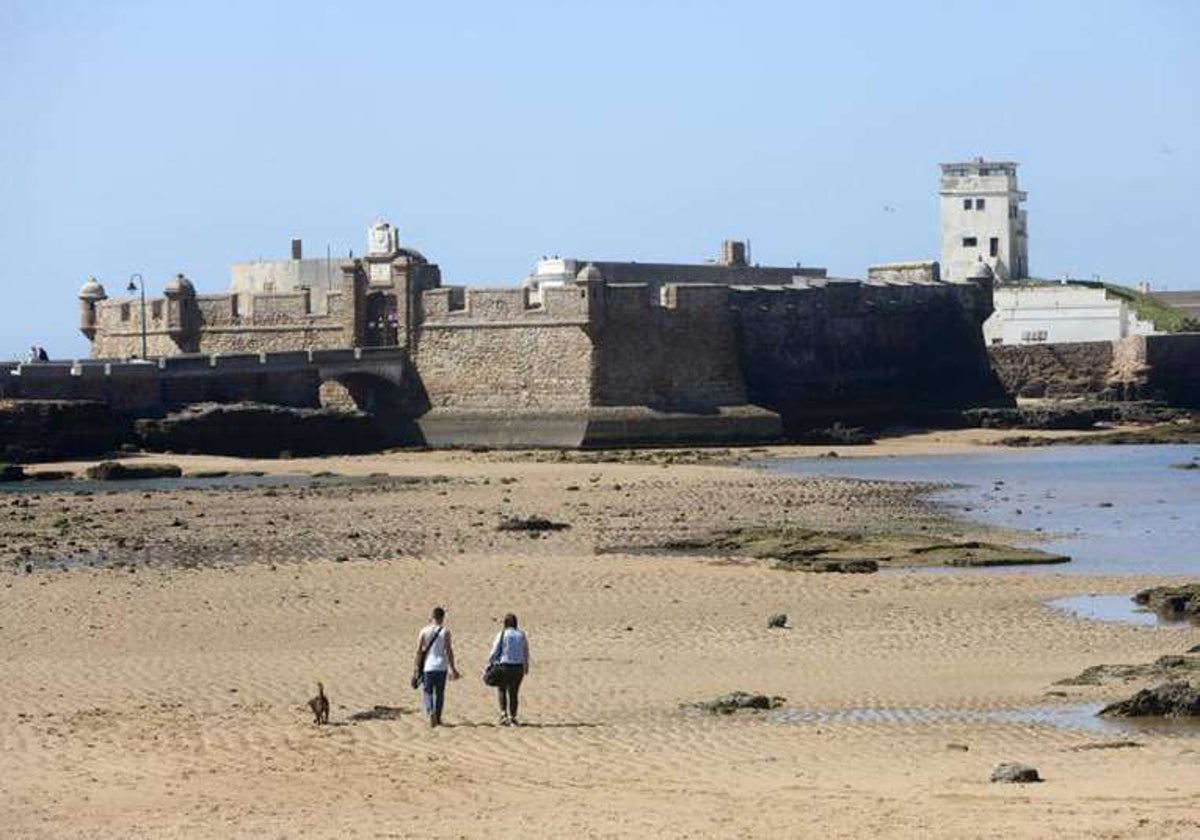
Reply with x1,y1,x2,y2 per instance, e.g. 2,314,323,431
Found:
3,438,1199,838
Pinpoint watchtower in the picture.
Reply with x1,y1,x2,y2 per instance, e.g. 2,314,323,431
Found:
939,158,1028,283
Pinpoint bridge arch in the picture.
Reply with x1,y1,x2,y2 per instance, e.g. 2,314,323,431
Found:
317,371,405,413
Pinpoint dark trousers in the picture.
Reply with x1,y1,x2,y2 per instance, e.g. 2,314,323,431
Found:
422,669,447,718
496,664,525,719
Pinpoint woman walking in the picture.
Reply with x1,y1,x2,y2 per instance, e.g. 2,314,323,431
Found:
487,613,530,726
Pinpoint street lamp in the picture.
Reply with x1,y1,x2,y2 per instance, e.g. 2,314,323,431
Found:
126,273,148,359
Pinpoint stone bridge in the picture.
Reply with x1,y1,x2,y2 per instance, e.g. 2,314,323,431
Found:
1,347,412,414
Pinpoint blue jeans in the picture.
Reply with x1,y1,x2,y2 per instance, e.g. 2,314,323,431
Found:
422,669,447,717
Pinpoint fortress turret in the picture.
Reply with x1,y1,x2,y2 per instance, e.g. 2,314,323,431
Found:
965,260,996,321
78,277,107,340
163,273,197,346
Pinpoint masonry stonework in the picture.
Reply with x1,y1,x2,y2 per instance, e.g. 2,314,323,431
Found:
66,226,1014,447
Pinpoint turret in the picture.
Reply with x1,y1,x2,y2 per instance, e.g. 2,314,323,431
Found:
965,260,995,322
163,272,197,346
78,277,107,340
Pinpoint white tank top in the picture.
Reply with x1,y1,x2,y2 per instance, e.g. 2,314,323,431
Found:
420,624,450,673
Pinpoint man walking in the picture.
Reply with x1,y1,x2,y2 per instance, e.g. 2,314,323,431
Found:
414,606,459,727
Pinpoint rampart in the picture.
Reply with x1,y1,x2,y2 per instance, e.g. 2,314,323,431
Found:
64,233,1013,448
733,280,1003,428
89,283,353,358
0,348,407,414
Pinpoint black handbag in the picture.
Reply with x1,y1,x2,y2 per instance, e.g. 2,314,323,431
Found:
412,626,443,690
482,660,502,687
483,629,506,686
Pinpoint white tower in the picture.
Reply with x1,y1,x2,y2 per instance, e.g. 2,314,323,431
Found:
939,158,1028,283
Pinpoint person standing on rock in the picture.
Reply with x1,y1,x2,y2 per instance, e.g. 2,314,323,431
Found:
414,606,459,727
487,613,530,726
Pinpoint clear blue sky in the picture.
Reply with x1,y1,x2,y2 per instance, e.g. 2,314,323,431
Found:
2,0,1196,358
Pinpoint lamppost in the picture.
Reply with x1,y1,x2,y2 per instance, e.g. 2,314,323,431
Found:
126,273,148,359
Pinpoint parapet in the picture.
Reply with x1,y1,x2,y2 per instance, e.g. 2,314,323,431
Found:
867,261,941,284
421,284,590,324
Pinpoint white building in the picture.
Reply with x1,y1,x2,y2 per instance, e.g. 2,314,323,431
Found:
939,158,1028,282
983,283,1157,345
230,238,343,314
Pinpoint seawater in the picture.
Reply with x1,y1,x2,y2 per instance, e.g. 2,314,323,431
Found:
765,444,1200,576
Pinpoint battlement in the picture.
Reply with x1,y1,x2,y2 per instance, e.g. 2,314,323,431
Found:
421,283,591,325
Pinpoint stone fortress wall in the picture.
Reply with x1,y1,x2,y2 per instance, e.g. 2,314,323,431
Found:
87,279,354,358
56,221,1011,446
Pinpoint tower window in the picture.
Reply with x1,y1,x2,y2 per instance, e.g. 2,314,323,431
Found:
975,198,986,210
962,237,978,248
963,198,972,210
990,237,999,257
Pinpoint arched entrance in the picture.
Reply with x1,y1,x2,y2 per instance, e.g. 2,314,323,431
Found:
365,292,399,347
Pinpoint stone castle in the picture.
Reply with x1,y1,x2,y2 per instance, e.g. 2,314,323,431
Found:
72,217,1006,446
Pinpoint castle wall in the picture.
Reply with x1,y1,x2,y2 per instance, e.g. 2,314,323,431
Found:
90,288,351,358
413,286,593,413
733,282,1007,427
591,284,746,410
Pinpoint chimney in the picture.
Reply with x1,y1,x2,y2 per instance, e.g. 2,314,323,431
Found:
291,238,303,260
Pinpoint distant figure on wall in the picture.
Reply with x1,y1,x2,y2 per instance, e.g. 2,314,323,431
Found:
26,345,48,363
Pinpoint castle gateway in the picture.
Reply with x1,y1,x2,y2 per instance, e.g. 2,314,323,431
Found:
73,222,1007,446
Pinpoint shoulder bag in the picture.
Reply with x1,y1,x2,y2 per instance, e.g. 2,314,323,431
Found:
411,626,443,690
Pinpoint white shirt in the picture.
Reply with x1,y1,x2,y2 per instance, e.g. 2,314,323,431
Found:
490,627,529,665
419,624,451,673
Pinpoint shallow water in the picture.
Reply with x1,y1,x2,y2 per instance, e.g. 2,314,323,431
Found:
1047,594,1199,627
767,444,1200,575
768,703,1200,736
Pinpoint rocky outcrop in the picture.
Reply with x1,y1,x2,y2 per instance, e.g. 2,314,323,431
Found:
1133,584,1200,620
496,516,570,533
0,400,125,462
686,692,785,714
990,763,1042,783
774,557,879,573
84,461,183,481
654,529,1068,571
962,406,1103,430
1098,681,1200,718
134,402,402,457
988,342,1115,400
1056,654,1200,686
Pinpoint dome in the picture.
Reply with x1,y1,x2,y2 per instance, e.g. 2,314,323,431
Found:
967,261,994,280
78,277,107,300
164,272,195,296
575,263,603,283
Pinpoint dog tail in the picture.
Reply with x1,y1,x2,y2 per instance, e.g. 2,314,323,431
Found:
317,681,325,698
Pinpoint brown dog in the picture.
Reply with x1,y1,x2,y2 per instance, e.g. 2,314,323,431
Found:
308,682,330,725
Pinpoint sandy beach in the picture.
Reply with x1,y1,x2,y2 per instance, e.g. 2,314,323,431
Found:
3,433,1198,838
